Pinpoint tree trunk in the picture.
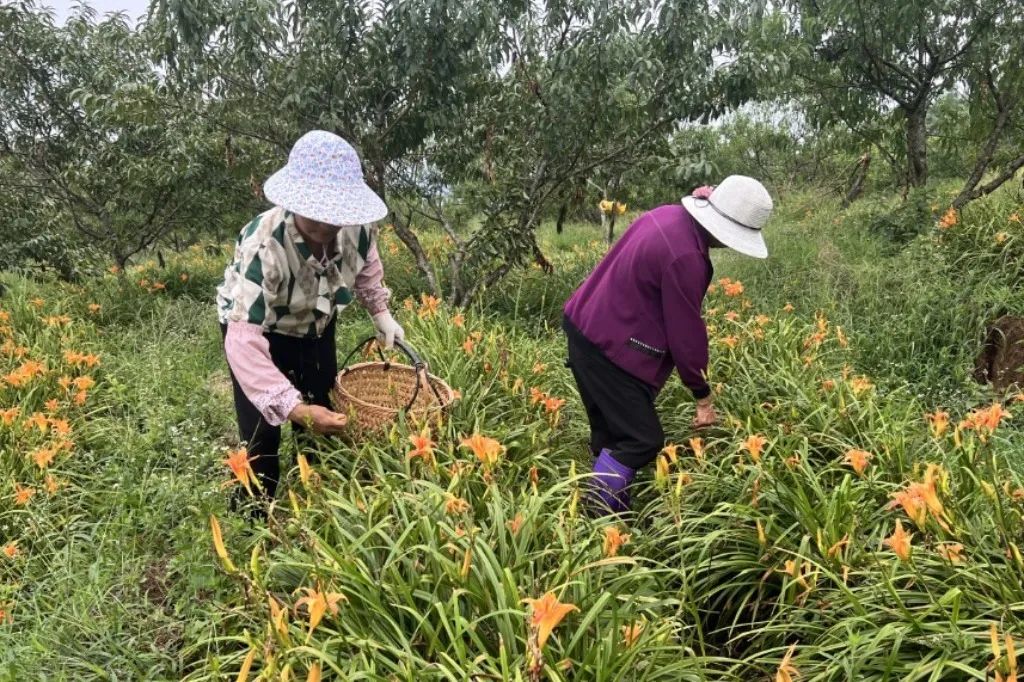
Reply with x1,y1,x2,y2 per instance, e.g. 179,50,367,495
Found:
606,213,617,244
842,152,871,208
951,95,1024,210
904,105,929,188
555,202,568,235
391,211,440,297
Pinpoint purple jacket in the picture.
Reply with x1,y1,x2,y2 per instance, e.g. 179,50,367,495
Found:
564,204,713,398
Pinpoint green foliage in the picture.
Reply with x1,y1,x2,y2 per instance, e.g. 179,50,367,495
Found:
2,187,1024,678
860,186,942,246
0,2,254,274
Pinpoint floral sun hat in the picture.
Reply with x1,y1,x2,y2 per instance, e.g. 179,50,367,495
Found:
263,130,388,226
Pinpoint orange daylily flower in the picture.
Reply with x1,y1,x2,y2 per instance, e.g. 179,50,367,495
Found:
268,594,289,639
295,453,314,488
444,495,470,515
180,273,189,282
462,337,476,355
407,427,436,464
843,449,872,476
936,542,965,564
532,362,547,374
25,412,49,434
44,474,61,495
452,312,465,328
73,391,88,406
622,620,645,648
529,387,546,405
295,586,346,639
827,534,849,559
689,437,705,461
224,448,257,494
209,514,236,572
959,402,1011,442
2,542,17,559
889,485,928,528
937,207,958,230
742,434,768,463
32,447,57,469
64,351,100,368
44,399,60,413
1,407,20,426
50,419,71,437
29,297,45,309
661,443,680,464
722,281,744,297
780,559,810,589
849,376,873,395
602,526,630,557
928,410,949,438
73,376,96,391
460,433,504,469
13,483,35,506
543,396,566,414
507,514,524,535
724,310,740,322
776,643,800,682
523,592,578,649
884,519,913,561
235,646,256,681
418,294,441,319
720,335,739,349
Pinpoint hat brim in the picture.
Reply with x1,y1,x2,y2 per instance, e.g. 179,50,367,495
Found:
682,196,768,259
263,168,389,226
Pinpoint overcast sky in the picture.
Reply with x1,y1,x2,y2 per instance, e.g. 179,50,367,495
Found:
44,0,150,25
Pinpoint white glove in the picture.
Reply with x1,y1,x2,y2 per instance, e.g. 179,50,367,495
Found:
372,310,405,350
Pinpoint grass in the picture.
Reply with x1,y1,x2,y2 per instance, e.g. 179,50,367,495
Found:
1,184,1023,680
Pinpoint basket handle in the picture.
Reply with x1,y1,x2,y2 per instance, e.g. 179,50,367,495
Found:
339,336,445,412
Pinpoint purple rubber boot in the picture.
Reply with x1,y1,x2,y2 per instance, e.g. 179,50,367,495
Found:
587,449,636,515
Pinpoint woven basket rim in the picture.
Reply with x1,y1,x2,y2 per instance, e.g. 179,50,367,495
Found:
333,360,456,414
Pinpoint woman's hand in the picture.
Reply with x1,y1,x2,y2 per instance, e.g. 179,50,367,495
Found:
372,310,405,350
691,397,718,429
288,403,348,434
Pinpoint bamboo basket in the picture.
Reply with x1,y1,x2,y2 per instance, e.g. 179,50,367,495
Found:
331,337,455,435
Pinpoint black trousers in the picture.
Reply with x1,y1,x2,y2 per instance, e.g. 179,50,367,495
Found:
564,317,664,469
220,319,338,502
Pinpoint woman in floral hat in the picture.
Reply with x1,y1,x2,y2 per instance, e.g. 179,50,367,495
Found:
563,176,774,515
216,130,404,510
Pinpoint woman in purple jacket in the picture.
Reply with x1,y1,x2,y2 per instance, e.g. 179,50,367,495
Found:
563,175,774,515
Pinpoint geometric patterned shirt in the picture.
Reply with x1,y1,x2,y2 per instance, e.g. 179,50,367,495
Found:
216,206,387,338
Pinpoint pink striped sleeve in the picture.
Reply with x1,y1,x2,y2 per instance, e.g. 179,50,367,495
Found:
224,321,302,426
353,243,391,315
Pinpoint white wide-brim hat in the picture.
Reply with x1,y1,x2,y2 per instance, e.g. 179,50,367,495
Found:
263,130,388,226
682,175,773,259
